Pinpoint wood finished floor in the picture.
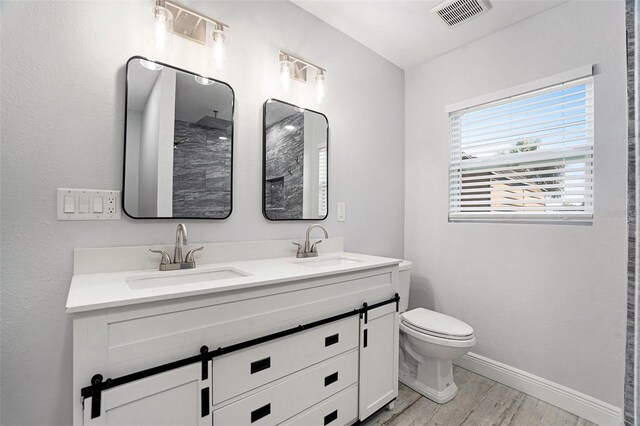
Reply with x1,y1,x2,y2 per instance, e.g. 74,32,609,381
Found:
362,366,597,426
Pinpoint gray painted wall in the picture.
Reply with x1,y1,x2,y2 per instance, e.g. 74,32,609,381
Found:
0,1,405,424
405,0,627,407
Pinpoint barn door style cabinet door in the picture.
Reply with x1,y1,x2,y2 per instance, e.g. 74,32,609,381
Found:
83,364,210,426
358,303,400,420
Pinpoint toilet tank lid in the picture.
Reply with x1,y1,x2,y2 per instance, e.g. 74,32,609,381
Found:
401,308,474,338
399,260,412,271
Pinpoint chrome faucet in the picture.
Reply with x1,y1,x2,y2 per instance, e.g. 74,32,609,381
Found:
150,224,204,271
293,224,329,258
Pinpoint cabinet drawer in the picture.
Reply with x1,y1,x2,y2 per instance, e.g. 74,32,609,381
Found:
212,316,358,405
280,384,358,426
213,350,358,426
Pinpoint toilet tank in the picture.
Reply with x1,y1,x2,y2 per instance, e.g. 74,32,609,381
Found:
398,260,412,313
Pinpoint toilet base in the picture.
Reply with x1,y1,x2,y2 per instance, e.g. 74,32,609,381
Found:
399,369,458,404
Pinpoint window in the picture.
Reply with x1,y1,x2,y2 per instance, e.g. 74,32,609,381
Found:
448,71,594,222
318,146,328,217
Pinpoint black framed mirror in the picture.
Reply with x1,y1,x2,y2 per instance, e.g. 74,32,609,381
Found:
123,56,234,219
262,99,329,221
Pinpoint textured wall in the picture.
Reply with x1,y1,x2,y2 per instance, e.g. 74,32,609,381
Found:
405,0,627,407
265,114,305,220
172,120,232,218
0,1,405,424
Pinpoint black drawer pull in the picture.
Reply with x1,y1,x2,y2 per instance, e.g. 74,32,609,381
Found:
324,410,338,425
325,333,339,347
200,388,210,417
251,403,271,423
324,372,339,387
250,357,271,374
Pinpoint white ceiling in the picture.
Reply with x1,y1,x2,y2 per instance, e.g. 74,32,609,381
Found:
291,0,566,70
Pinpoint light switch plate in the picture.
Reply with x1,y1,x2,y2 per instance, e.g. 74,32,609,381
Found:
57,188,121,220
337,203,346,222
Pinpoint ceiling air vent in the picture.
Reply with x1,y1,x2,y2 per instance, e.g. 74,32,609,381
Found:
431,0,491,27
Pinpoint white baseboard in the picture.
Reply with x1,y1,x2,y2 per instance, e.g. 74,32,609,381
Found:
454,352,622,426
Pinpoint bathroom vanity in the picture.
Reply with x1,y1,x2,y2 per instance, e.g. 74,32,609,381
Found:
67,239,400,426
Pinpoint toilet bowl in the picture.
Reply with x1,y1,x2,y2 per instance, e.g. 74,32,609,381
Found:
398,261,476,403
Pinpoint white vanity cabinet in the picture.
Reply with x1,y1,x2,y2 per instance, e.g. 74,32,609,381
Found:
69,250,400,426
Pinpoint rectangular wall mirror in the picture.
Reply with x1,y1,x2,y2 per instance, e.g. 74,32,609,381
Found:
123,56,234,219
262,99,329,221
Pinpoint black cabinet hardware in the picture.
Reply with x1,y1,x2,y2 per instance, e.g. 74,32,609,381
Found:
324,372,339,386
251,403,271,423
324,410,338,425
200,346,209,380
251,357,271,374
90,374,103,419
325,333,339,347
201,388,210,417
363,329,368,348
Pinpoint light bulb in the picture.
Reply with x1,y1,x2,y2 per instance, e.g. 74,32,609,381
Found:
152,5,173,52
280,58,293,93
315,69,326,103
212,26,227,71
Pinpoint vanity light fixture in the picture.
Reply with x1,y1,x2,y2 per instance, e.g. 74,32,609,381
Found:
211,23,227,70
152,0,173,51
153,0,229,69
278,51,327,102
280,55,295,93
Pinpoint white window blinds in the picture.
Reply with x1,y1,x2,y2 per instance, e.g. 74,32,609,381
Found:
448,75,594,222
318,147,328,217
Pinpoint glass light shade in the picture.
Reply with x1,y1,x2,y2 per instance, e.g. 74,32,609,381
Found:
212,28,227,71
152,5,173,52
280,60,294,92
315,70,326,103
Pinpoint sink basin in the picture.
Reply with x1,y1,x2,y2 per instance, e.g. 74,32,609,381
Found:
126,267,249,290
289,256,362,268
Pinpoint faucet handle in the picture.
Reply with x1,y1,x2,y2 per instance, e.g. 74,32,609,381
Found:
292,242,302,256
149,249,171,265
184,246,204,263
310,240,323,253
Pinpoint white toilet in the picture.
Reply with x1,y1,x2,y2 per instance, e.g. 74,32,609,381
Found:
398,261,476,404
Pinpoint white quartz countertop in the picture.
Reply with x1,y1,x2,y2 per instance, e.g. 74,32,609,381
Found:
66,252,401,313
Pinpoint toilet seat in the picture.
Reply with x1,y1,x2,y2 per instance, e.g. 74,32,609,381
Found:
401,308,474,341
